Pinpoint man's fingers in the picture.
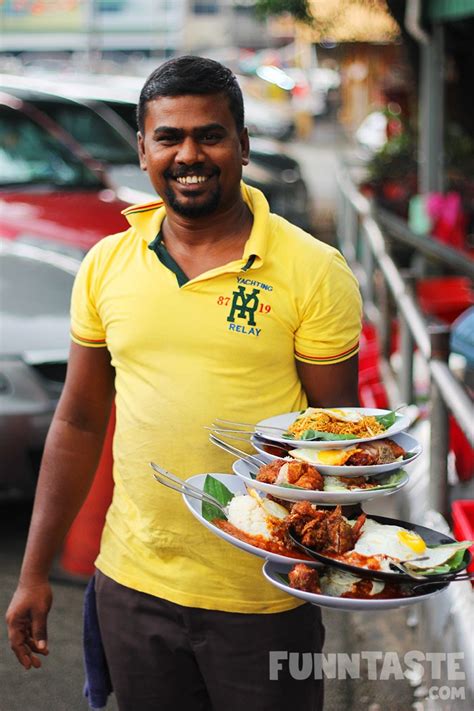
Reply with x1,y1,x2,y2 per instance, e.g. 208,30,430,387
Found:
28,636,49,655
30,614,49,655
13,642,42,670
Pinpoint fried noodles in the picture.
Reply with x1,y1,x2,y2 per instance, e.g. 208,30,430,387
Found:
288,412,385,439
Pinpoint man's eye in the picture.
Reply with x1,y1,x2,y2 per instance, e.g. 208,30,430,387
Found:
156,136,178,144
202,133,220,143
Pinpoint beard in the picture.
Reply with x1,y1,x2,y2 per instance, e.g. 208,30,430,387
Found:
164,184,221,218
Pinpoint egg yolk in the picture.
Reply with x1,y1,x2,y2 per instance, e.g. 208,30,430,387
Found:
397,530,426,554
317,449,358,465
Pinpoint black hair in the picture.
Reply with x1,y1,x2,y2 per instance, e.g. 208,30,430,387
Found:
136,55,244,134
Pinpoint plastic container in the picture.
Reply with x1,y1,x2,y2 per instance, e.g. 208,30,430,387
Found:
416,277,474,325
451,500,474,576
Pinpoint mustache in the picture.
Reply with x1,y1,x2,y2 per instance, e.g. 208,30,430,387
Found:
165,165,220,179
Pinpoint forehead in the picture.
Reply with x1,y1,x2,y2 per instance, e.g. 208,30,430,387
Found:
142,93,237,132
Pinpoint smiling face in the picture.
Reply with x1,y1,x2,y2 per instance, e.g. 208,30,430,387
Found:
137,93,249,219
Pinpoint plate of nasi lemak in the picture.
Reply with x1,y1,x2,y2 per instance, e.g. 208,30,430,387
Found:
232,457,410,505
251,431,422,477
255,407,412,450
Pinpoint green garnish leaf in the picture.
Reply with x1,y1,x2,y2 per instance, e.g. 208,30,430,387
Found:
202,475,234,522
370,469,406,489
276,573,290,585
403,451,416,460
375,411,397,429
300,430,359,441
281,432,295,439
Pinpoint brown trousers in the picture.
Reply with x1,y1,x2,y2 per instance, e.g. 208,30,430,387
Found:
95,570,324,711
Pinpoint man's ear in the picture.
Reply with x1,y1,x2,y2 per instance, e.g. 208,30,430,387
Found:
240,127,250,166
137,132,147,171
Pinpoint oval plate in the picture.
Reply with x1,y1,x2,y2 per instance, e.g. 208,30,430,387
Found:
255,408,411,449
252,432,422,478
288,513,472,583
263,560,449,611
232,458,409,505
181,473,320,567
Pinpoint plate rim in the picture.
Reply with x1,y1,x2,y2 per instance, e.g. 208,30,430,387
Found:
262,559,450,610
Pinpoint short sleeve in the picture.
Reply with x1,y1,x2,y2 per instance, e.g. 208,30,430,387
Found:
70,248,107,348
294,251,362,365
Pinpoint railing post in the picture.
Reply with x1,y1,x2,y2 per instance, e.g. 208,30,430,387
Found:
377,273,392,361
428,325,451,519
398,272,417,405
343,200,357,263
361,228,375,305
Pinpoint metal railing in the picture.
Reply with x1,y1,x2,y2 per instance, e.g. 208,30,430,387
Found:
336,161,473,518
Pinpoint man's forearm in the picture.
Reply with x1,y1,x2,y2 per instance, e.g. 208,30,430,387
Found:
18,414,110,584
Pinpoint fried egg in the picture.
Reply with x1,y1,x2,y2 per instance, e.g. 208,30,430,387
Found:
290,446,361,466
354,520,471,572
304,407,363,423
354,519,426,563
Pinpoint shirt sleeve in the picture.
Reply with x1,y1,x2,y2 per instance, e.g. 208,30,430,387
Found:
70,247,107,348
294,251,362,365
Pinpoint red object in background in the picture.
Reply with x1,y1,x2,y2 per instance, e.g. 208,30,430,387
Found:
450,417,474,482
60,405,115,577
358,322,390,409
451,500,474,577
426,192,467,252
416,276,474,325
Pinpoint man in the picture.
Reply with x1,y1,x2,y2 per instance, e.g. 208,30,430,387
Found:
6,56,362,710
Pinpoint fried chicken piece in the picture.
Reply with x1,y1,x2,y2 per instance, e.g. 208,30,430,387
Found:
286,461,324,490
288,564,321,594
346,439,405,466
256,459,288,484
257,460,324,491
324,507,355,554
288,501,323,537
300,517,329,550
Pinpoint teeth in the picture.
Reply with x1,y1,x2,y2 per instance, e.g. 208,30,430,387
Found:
176,176,208,185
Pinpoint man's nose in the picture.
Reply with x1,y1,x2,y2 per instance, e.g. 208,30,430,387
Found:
176,137,204,164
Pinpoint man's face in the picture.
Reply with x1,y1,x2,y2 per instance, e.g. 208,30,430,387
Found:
137,93,249,218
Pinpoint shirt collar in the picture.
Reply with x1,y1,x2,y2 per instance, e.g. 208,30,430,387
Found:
121,182,271,271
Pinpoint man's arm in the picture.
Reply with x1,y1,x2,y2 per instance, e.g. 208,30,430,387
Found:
5,342,115,670
296,353,360,407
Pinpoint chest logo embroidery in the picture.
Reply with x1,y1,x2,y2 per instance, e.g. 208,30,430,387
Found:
227,286,260,326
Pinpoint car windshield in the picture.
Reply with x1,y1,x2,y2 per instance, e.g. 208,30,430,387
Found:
0,105,103,189
33,101,138,165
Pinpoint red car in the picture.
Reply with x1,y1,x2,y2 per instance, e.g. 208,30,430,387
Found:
0,92,129,498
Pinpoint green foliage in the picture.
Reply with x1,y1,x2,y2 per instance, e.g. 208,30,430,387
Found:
254,0,314,25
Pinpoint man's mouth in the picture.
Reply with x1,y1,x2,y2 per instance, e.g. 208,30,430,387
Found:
175,175,209,185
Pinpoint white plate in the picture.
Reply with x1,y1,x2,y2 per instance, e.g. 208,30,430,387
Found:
262,560,449,611
251,432,422,477
255,408,411,449
181,473,318,566
232,459,409,504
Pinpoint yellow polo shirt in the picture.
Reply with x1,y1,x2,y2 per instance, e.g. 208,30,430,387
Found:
70,183,362,613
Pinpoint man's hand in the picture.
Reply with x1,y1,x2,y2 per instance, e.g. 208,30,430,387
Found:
6,581,52,669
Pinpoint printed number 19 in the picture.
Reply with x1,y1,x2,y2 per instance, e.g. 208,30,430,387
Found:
259,304,271,313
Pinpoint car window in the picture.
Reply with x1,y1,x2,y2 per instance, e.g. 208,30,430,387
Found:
0,106,103,189
33,101,138,165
